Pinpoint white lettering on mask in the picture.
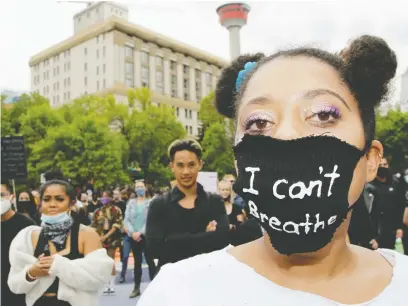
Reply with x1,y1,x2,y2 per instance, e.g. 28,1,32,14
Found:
243,167,260,195
247,201,337,235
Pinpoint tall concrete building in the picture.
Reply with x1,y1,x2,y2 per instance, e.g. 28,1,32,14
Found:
29,2,228,137
400,68,408,112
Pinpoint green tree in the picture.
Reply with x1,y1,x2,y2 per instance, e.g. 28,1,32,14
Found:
376,108,408,170
198,92,225,141
201,122,235,179
29,116,129,189
1,99,14,137
126,93,186,185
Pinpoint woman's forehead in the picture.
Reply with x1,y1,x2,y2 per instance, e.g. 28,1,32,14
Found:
241,56,349,105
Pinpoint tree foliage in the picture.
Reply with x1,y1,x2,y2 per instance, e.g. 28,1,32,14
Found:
201,122,235,179
376,108,408,171
1,89,186,189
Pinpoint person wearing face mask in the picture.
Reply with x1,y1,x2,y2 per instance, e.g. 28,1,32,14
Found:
368,158,405,250
121,180,156,298
138,36,408,306
90,190,123,296
17,191,41,225
1,183,36,306
399,168,408,255
7,180,114,306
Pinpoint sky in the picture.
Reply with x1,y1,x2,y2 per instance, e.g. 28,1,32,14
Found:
1,0,407,108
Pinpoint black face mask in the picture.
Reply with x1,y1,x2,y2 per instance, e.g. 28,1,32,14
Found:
233,134,364,255
377,167,390,178
18,200,37,216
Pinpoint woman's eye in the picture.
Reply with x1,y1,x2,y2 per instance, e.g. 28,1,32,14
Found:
245,119,272,132
307,107,341,126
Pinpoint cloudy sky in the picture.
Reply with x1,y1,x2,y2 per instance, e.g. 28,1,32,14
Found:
1,0,407,106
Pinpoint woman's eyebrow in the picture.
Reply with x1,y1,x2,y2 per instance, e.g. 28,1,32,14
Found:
303,89,351,110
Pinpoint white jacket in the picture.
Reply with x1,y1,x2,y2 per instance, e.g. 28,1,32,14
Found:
8,225,114,306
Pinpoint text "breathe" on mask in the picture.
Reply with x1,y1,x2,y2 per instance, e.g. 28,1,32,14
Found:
243,166,341,235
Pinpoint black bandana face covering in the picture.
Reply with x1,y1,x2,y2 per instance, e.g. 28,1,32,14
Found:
233,134,365,255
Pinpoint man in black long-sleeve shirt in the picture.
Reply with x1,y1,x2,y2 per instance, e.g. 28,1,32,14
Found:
146,139,230,268
368,158,405,249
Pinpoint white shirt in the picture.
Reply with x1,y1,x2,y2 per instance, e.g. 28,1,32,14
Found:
137,247,407,306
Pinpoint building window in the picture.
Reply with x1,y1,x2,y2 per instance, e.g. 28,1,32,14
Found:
64,79,66,87
141,67,149,87
103,79,106,88
125,46,133,58
84,48,87,55
189,110,192,119
84,77,87,86
185,125,188,132
64,92,66,100
57,95,59,103
170,61,177,71
183,65,189,74
126,78,133,88
96,36,99,43
57,82,59,90
56,66,59,75
126,62,133,75
96,49,99,58
103,46,106,57
185,109,188,118
67,77,70,86
156,71,163,93
156,56,163,68
171,75,177,98
53,83,55,91
103,64,106,73
189,126,193,135
67,92,70,100
67,62,70,71
141,51,149,65
97,66,99,75
176,107,179,117
84,63,87,71
97,81,100,91
205,72,212,93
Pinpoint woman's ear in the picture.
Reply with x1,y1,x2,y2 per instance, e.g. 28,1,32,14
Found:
365,140,383,182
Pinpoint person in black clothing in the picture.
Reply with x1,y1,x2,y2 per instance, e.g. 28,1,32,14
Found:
87,193,101,217
399,168,408,254
16,190,41,225
368,158,405,249
113,189,127,215
146,138,230,268
1,183,36,306
348,195,377,250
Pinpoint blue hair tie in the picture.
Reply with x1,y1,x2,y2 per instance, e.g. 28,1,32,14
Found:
235,61,257,91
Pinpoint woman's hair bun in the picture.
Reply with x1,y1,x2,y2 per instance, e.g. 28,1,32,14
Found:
340,35,397,108
215,53,265,118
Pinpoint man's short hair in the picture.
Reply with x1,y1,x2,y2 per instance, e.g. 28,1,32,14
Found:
168,138,202,161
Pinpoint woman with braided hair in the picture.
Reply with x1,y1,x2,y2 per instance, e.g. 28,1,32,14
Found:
138,35,407,306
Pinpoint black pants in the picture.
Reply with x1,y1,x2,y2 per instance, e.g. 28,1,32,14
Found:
378,231,396,250
34,296,71,306
403,226,408,255
122,235,156,286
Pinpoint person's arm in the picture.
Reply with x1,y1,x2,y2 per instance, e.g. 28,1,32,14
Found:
123,201,134,235
146,195,230,263
47,230,114,291
140,200,150,235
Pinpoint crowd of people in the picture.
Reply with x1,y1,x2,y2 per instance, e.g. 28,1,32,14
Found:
1,34,408,306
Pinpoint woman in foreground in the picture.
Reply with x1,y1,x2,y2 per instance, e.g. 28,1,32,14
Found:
8,180,114,306
138,35,407,305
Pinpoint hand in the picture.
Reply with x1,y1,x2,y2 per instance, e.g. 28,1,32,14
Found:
28,254,50,278
229,224,236,231
132,232,142,241
370,239,379,250
38,255,55,271
206,220,217,232
396,229,403,239
100,235,108,242
123,226,128,234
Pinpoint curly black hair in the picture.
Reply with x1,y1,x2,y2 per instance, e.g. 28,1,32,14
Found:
215,35,397,151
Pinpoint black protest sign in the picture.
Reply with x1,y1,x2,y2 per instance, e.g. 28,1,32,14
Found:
1,136,28,180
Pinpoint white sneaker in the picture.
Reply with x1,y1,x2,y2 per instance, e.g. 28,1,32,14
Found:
108,287,116,295
102,287,110,296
